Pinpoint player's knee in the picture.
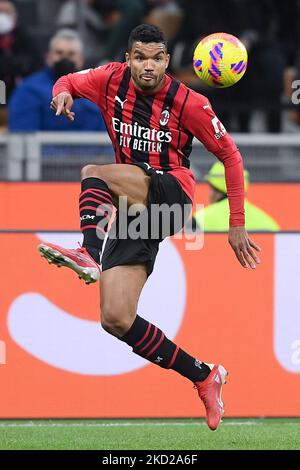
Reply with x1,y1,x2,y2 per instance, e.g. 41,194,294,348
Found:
81,164,104,180
101,304,133,337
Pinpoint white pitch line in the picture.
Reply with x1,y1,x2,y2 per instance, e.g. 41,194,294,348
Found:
0,421,263,428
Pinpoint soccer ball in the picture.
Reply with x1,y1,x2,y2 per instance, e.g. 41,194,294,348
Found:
193,32,248,88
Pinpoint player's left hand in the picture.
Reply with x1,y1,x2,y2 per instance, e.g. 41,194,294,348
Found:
228,226,261,269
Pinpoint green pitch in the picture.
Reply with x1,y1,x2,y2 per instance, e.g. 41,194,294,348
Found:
0,419,299,450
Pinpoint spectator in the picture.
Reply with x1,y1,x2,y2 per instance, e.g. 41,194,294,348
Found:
172,0,287,133
9,29,106,132
0,0,41,97
57,0,146,65
193,162,280,231
143,1,183,44
0,0,41,128
56,0,182,66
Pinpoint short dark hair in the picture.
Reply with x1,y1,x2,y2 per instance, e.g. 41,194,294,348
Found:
128,24,167,52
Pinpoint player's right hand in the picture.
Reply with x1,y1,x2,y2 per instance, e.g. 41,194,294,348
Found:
50,92,75,121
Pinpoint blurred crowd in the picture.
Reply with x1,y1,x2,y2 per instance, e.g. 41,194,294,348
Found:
1,0,300,133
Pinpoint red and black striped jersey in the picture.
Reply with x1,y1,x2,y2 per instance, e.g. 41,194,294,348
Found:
54,62,245,226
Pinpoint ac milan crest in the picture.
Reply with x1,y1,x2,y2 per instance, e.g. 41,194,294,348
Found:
160,109,170,126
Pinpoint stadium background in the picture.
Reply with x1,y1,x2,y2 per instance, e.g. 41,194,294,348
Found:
1,0,300,424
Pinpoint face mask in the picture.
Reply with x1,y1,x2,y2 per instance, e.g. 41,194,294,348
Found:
52,58,77,78
0,13,14,35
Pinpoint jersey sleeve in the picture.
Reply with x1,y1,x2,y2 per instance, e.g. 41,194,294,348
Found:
182,90,245,227
52,62,118,105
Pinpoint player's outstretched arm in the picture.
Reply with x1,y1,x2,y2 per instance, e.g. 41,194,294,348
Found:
51,63,117,121
228,226,261,269
50,92,75,121
181,92,262,270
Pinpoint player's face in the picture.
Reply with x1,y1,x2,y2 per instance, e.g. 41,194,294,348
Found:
126,42,170,93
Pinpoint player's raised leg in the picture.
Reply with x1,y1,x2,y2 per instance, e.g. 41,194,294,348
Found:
38,163,151,283
100,264,228,431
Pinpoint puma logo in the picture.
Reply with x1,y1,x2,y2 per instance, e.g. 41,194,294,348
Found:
115,96,127,109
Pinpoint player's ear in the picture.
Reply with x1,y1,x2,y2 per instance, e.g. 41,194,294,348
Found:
165,54,170,69
125,52,130,67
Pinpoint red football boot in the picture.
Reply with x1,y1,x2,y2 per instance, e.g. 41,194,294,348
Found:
38,243,100,284
194,364,228,431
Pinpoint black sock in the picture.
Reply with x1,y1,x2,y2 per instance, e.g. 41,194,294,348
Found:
80,177,113,263
120,315,211,382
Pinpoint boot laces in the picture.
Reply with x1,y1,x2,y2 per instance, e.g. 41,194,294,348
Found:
76,242,86,253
